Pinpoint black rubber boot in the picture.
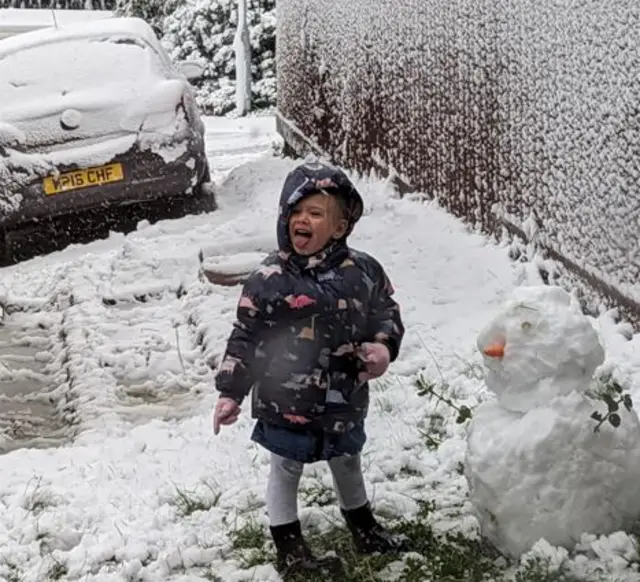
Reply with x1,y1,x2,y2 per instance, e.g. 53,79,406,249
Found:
341,503,409,554
270,520,343,579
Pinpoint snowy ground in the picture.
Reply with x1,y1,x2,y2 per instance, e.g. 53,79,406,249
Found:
0,116,639,582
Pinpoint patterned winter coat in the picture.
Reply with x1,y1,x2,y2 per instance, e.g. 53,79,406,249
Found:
215,162,404,434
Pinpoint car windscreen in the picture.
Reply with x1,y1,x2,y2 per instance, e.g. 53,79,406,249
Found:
0,36,166,107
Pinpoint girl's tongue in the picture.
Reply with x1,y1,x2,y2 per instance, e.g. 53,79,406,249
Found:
293,229,313,251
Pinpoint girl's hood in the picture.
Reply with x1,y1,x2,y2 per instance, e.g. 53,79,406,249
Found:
276,160,364,252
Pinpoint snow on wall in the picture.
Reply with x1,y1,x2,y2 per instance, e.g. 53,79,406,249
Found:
276,0,640,323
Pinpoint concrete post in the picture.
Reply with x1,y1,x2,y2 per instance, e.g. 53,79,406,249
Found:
234,0,252,115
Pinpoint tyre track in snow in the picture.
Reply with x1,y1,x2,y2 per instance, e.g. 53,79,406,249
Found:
0,122,283,448
0,239,214,450
59,173,280,439
56,241,212,441
0,218,257,451
56,156,288,440
0,304,72,454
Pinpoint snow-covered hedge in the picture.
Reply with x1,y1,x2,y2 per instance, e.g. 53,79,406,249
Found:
114,0,176,36
276,0,640,325
161,0,276,116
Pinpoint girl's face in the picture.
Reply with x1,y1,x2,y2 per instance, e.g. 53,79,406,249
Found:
288,193,348,256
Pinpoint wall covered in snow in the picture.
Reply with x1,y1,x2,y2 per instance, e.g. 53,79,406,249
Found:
276,0,639,323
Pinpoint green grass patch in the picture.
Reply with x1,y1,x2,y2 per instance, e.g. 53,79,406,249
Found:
229,519,272,569
170,483,222,517
221,504,621,581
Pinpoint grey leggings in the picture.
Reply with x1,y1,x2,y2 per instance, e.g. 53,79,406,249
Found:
266,453,368,526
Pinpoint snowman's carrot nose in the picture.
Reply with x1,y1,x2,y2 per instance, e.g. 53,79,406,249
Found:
483,342,505,358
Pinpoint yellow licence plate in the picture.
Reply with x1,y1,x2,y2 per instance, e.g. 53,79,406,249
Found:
43,163,124,196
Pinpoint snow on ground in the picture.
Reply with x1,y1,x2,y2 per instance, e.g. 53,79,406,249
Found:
0,116,638,581
203,116,279,183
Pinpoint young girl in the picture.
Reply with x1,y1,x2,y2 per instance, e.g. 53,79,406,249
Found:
213,160,406,577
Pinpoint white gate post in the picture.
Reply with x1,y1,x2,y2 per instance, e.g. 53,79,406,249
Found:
234,0,252,115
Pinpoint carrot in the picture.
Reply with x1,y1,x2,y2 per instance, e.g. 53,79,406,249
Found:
483,343,505,358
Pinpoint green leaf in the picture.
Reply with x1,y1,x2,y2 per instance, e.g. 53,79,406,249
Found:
623,394,633,412
590,411,603,421
609,413,621,428
603,394,619,412
612,381,624,394
456,405,472,424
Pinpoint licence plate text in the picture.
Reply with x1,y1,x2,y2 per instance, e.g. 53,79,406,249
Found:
43,163,124,196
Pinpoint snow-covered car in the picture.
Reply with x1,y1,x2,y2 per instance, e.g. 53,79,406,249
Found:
0,17,215,263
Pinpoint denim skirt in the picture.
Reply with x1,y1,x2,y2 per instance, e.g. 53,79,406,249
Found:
251,419,367,463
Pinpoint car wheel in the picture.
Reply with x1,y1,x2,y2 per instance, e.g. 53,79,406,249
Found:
192,178,218,213
158,181,216,220
170,171,217,217
191,165,217,212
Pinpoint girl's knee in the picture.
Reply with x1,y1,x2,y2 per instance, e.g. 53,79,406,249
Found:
271,454,304,479
329,453,362,475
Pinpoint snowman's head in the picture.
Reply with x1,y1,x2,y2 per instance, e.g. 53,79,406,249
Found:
477,285,605,412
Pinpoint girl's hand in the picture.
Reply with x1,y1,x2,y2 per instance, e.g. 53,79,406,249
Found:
213,397,241,435
357,342,391,382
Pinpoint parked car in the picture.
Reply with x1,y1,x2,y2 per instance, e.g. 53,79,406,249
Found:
0,17,215,264
0,8,114,40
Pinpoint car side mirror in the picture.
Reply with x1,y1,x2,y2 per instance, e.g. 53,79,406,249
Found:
178,60,205,81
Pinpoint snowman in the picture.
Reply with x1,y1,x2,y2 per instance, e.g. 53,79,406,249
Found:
465,284,640,557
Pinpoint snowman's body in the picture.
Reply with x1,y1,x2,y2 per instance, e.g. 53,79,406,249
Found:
465,285,640,557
